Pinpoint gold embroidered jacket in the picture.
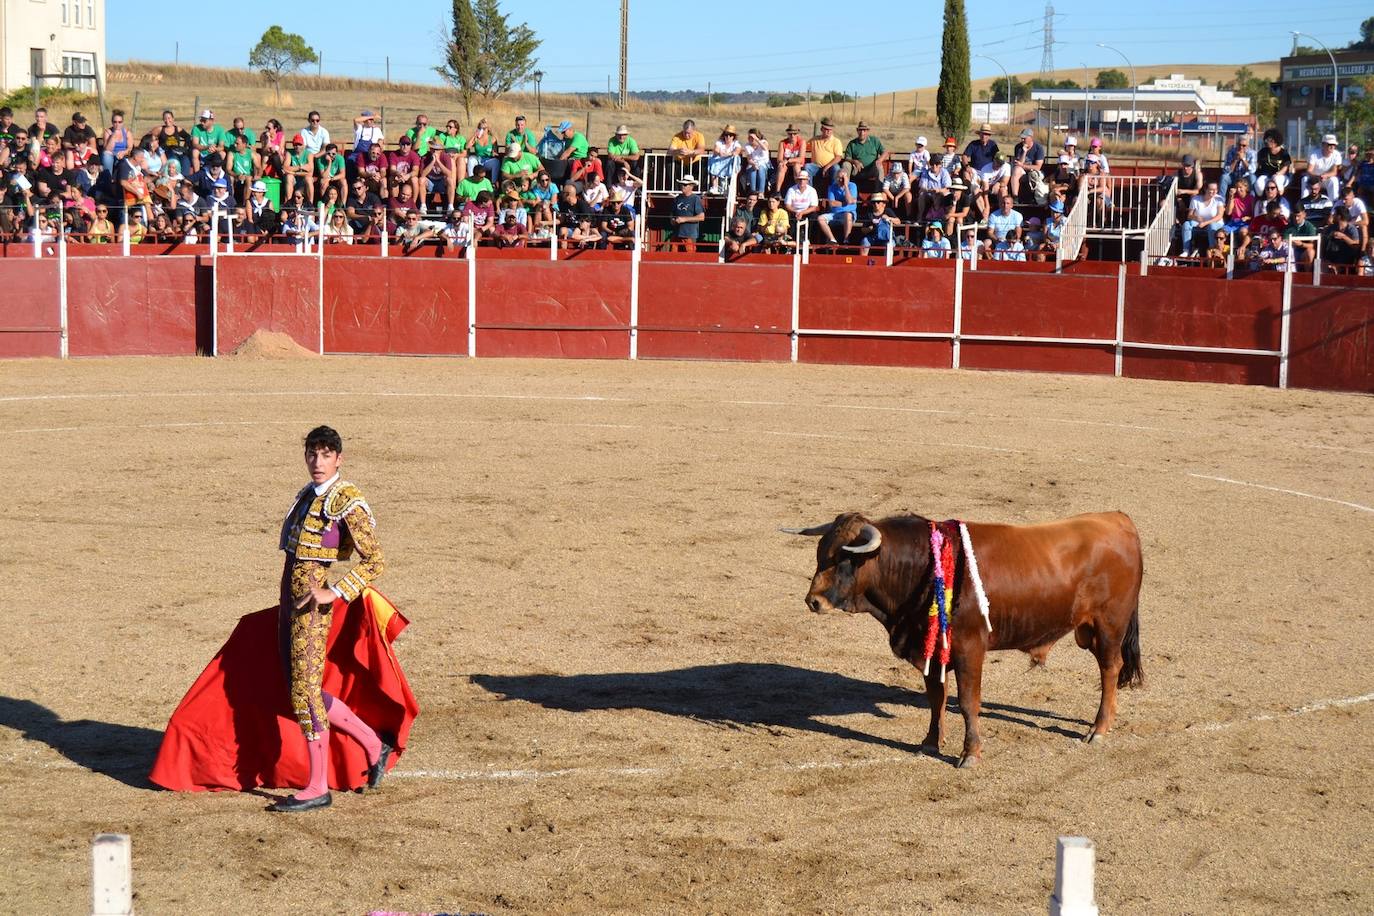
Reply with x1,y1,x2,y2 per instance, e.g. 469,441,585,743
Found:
280,479,385,601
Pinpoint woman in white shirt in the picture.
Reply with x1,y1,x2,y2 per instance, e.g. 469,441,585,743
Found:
707,126,743,195
324,210,354,244
742,129,770,195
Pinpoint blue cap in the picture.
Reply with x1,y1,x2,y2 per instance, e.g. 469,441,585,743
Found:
1049,200,1064,213
559,120,573,131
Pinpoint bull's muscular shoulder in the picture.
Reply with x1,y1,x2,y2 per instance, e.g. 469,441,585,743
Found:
322,481,374,524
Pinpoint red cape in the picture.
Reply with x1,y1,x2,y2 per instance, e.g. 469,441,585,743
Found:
150,589,419,792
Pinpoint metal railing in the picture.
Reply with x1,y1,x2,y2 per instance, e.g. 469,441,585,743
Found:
1142,177,1178,268
1082,175,1170,236
1056,179,1090,271
643,150,706,197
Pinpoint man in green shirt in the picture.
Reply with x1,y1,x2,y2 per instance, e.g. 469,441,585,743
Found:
405,115,437,156
500,143,542,182
190,109,229,172
607,124,641,176
504,115,539,156
456,164,494,204
315,143,347,203
557,120,588,161
228,116,257,147
844,121,887,193
1284,205,1319,266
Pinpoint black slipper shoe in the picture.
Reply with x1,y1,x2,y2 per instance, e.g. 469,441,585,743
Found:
269,792,332,813
367,735,396,789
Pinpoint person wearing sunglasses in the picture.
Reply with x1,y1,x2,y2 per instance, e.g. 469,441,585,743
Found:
300,111,330,158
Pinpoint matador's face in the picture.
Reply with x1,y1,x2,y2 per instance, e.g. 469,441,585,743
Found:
305,446,343,485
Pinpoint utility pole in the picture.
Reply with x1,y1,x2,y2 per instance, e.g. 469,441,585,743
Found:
619,0,629,109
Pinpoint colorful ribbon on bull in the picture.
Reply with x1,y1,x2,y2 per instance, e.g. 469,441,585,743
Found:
922,521,995,683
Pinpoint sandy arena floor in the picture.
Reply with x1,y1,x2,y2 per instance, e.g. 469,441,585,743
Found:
1,356,1371,915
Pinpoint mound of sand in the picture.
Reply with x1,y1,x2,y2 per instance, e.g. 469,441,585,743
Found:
228,329,319,359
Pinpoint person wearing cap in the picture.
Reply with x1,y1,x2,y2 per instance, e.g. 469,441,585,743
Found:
964,123,999,177
882,162,912,219
405,115,438,157
783,169,820,231
602,188,638,248
388,136,423,208
1322,205,1363,269
1306,134,1343,202
915,155,951,225
557,119,589,163
502,116,538,158
1086,137,1110,174
1042,206,1065,259
1023,215,1047,260
1219,134,1257,199
908,136,931,177
806,117,844,185
300,111,330,158
607,125,641,175
945,175,973,238
1174,153,1203,218
667,175,705,250
939,136,960,171
63,112,97,162
707,125,742,195
775,124,806,193
857,195,899,256
247,179,280,236
352,110,385,161
283,135,316,204
844,122,887,193
190,110,227,174
1008,128,1045,202
921,222,950,259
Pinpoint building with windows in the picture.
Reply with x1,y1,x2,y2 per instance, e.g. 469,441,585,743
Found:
1029,74,1251,137
1277,50,1373,151
0,0,105,95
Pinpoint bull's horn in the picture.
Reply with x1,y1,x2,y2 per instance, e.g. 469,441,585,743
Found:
842,523,882,554
779,523,832,536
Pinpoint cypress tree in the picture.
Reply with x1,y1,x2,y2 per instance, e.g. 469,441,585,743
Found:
936,0,971,141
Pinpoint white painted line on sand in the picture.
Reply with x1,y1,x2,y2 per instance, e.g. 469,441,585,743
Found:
1187,474,1374,515
3,419,302,435
1186,692,1374,733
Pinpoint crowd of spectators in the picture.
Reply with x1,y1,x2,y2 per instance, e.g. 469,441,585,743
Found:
1,100,1370,270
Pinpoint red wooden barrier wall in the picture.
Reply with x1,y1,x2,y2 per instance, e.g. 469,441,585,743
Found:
214,254,321,354
325,257,469,355
961,270,1118,374
797,260,952,368
67,256,201,357
0,259,61,357
1287,285,1374,393
477,253,631,359
1122,272,1281,385
637,261,792,361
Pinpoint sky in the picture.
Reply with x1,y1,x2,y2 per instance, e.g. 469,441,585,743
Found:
108,1,1371,95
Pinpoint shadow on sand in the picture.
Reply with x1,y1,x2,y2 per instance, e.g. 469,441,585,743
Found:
0,697,163,790
472,662,1089,759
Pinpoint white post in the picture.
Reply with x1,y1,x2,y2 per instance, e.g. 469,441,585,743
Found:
1048,836,1099,916
58,224,69,358
466,218,477,358
317,208,325,355
952,242,963,370
316,203,327,255
380,215,390,257
801,220,810,266
1279,252,1293,390
1312,241,1322,287
548,220,558,260
790,240,801,363
1139,248,1148,277
1225,235,1234,279
1115,263,1126,377
885,230,895,267
32,210,42,258
225,212,235,254
121,219,130,257
210,206,219,356
91,833,133,916
629,229,641,360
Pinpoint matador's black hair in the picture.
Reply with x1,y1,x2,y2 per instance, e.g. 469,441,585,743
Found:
304,425,343,453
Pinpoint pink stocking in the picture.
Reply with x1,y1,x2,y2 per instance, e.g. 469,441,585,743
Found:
294,730,331,801
323,692,382,763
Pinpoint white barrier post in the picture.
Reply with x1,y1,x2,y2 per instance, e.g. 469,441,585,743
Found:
91,833,132,916
1048,836,1099,916
1279,249,1293,390
885,229,895,267
466,216,477,358
58,221,69,358
1115,263,1126,377
121,219,131,257
630,219,641,360
790,237,800,363
952,239,963,370
32,209,42,258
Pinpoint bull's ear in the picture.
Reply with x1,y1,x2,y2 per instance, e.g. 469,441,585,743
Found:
779,523,832,536
841,523,882,555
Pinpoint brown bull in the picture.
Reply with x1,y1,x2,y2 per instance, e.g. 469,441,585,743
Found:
783,511,1143,767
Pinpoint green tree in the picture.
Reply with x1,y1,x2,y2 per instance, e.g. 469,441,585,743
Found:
472,0,541,101
248,26,318,107
1333,76,1374,144
1095,69,1128,90
436,0,485,119
935,0,970,139
819,90,854,104
990,76,1030,104
1222,66,1277,127
767,93,804,108
1349,16,1374,50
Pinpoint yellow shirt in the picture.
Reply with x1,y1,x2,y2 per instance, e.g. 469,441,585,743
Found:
670,130,707,156
758,208,790,235
809,135,844,168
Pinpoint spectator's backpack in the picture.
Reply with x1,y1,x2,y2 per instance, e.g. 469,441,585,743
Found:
1027,168,1049,206
537,128,567,160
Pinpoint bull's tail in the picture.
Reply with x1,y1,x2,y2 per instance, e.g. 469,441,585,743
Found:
1118,606,1144,689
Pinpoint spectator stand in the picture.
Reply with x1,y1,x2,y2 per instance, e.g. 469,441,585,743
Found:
1077,174,1174,263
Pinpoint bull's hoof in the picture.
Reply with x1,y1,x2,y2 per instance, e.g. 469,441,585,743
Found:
1084,731,1106,745
919,741,941,756
956,754,980,769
